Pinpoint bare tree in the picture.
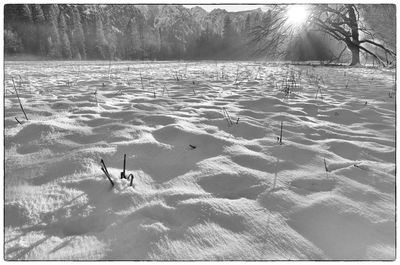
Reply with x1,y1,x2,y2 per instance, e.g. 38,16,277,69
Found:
309,4,395,66
251,4,396,66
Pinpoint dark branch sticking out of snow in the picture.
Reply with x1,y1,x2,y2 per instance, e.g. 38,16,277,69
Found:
120,154,135,187
101,159,114,186
15,117,22,125
324,158,330,179
12,77,29,121
189,144,196,150
278,121,283,145
121,154,127,179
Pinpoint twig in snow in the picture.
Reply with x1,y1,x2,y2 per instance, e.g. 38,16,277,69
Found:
315,85,323,99
117,86,123,95
92,89,98,104
12,77,29,121
100,159,114,186
354,163,367,170
278,121,283,145
324,158,330,178
388,86,395,98
140,71,144,90
119,154,135,187
18,74,23,87
127,173,134,186
173,70,180,81
6,89,14,95
15,117,22,125
121,154,127,179
222,107,234,127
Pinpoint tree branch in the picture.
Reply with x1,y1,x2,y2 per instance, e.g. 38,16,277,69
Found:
359,39,396,56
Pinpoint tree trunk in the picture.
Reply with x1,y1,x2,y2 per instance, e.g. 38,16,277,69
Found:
346,5,361,66
349,44,360,66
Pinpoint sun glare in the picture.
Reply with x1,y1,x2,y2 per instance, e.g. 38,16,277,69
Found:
286,5,309,27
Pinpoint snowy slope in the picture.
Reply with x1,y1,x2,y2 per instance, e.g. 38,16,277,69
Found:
4,61,395,260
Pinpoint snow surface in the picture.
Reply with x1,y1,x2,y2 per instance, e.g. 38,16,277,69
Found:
3,61,395,260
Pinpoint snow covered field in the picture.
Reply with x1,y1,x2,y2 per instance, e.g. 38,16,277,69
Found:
4,61,396,260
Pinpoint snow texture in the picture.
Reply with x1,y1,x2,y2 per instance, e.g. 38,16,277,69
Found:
4,61,395,260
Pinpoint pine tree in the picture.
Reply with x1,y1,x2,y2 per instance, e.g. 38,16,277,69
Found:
223,15,234,43
115,32,125,59
222,14,235,57
237,14,252,58
4,29,23,54
94,14,107,59
136,13,146,59
71,7,86,59
4,5,22,54
81,15,95,59
58,11,72,59
42,4,61,58
158,27,163,59
244,14,251,34
4,5,19,26
104,15,116,59
123,17,135,59
253,12,261,26
15,4,34,53
223,14,241,58
15,4,33,29
30,4,46,55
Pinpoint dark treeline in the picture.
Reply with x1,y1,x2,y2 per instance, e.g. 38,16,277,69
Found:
4,4,271,60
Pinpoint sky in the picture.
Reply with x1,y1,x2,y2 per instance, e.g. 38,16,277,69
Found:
183,5,268,12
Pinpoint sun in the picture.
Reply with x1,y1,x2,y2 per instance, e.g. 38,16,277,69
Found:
286,5,310,27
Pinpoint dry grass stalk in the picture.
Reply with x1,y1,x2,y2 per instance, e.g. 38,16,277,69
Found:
222,107,234,127
100,159,114,186
140,71,144,90
278,121,283,145
12,77,29,121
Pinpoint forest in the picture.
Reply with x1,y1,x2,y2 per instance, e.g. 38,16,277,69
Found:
4,4,333,61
